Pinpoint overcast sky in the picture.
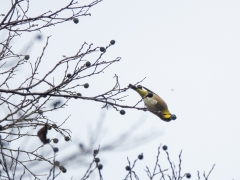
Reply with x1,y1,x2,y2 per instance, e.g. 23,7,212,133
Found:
1,0,240,179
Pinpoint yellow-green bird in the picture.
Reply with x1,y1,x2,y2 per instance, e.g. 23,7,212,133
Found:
129,84,176,122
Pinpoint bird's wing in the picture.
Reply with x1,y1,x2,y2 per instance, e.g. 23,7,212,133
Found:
142,86,154,94
153,94,168,111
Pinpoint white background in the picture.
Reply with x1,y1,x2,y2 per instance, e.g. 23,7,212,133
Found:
1,0,240,179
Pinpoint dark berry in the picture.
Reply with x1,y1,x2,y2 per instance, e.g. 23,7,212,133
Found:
84,83,89,88
110,40,115,45
52,124,57,128
186,173,191,178
93,149,99,155
67,73,71,78
38,110,43,115
171,114,177,120
65,136,70,141
138,153,143,160
98,164,103,170
85,61,91,67
24,55,30,60
100,47,106,52
53,147,59,153
125,166,130,171
77,93,82,96
59,166,67,173
162,145,168,151
95,158,100,163
0,125,2,131
120,110,125,115
73,18,79,24
53,138,59,143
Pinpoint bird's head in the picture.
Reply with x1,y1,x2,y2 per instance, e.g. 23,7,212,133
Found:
159,113,177,121
161,113,177,121
128,84,149,98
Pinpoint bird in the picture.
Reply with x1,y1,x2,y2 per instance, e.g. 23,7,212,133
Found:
128,84,176,122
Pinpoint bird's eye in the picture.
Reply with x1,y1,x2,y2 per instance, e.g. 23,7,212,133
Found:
137,85,142,89
147,93,153,98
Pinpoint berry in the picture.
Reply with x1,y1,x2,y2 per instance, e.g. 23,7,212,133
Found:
93,149,99,155
95,158,100,163
110,40,115,45
162,145,168,151
98,164,103,170
53,147,59,153
59,166,67,173
67,73,71,78
38,110,43,115
65,136,70,141
0,125,2,131
73,18,79,24
53,138,59,143
186,173,191,178
85,61,91,67
171,114,177,120
52,124,57,128
54,161,60,166
138,153,143,160
84,83,89,88
120,110,125,115
125,166,130,171
77,93,82,96
100,47,106,52
24,55,30,60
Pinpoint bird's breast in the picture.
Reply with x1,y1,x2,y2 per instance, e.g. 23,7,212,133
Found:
143,97,158,112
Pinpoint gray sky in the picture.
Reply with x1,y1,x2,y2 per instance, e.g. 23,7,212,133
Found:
1,0,240,179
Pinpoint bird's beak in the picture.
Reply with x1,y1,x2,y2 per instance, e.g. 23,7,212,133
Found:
128,84,137,90
129,84,147,98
